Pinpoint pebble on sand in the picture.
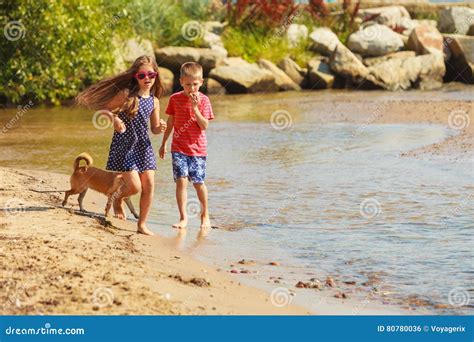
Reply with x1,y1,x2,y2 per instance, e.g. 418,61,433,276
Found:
334,292,348,299
325,277,336,287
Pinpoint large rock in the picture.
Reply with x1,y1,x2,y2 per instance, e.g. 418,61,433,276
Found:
468,24,474,36
203,31,224,48
158,67,174,95
286,24,308,47
358,6,411,27
399,18,438,36
330,44,369,82
209,60,278,93
309,27,342,56
407,25,444,55
121,38,154,63
277,57,308,86
438,7,474,35
203,21,226,35
306,59,335,89
443,34,474,84
412,19,437,29
347,24,404,57
203,78,226,95
406,53,446,90
366,53,445,90
113,38,154,72
364,51,416,67
223,57,252,67
155,46,226,75
258,58,301,91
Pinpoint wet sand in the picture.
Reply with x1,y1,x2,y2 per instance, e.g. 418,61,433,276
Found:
0,167,311,315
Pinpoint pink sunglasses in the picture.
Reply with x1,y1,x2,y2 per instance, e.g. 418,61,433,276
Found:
134,71,158,80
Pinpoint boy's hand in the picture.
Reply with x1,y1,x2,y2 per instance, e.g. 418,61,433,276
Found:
159,145,166,159
114,117,126,133
190,92,200,107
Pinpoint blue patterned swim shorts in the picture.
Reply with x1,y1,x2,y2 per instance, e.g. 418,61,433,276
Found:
171,152,207,184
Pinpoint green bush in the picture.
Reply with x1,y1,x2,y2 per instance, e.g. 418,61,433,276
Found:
222,26,319,67
104,0,225,48
0,0,130,105
222,27,289,63
104,0,198,48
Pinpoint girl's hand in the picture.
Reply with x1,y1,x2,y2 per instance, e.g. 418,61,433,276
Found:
158,119,167,133
114,117,126,133
159,145,166,159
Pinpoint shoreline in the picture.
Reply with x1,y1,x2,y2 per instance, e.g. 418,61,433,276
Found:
0,167,310,315
0,91,471,315
0,167,410,315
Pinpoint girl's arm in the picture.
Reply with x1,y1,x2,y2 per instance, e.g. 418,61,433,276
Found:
99,90,128,133
105,89,128,111
95,109,125,133
159,115,174,159
150,97,166,135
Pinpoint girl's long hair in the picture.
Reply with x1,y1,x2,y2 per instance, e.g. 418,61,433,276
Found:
76,55,164,119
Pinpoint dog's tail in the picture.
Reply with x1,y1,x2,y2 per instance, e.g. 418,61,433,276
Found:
73,152,93,171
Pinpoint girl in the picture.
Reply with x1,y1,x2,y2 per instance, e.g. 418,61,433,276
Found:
76,55,166,235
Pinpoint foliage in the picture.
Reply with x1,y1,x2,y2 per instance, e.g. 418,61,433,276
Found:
226,0,300,34
0,0,130,105
0,0,367,105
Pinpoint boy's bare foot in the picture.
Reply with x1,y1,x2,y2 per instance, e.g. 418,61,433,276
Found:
113,198,126,220
172,218,188,229
137,226,155,236
197,226,210,240
200,215,211,230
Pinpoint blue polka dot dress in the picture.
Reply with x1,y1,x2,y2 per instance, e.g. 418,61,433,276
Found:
106,95,157,173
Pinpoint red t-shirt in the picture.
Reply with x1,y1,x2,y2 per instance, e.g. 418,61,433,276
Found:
165,91,214,157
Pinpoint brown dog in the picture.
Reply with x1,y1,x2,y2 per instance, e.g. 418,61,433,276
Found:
62,153,138,218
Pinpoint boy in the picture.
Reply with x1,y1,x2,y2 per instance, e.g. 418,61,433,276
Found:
159,62,214,231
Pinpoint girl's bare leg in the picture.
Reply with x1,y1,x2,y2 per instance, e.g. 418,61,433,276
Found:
137,170,155,235
172,177,188,229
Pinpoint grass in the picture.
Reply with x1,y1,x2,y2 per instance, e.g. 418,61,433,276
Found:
222,26,321,67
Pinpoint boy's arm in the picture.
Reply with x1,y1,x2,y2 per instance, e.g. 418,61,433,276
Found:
159,115,174,159
190,94,210,130
193,106,209,130
150,98,166,135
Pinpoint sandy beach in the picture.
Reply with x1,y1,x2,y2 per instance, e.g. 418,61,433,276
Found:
0,90,472,315
0,167,312,315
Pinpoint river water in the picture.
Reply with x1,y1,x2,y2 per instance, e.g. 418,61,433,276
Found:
1,89,472,314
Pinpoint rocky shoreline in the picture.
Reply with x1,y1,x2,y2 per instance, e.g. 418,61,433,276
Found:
114,4,473,95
